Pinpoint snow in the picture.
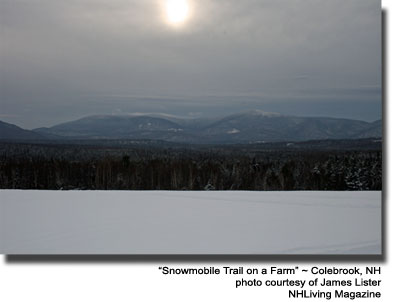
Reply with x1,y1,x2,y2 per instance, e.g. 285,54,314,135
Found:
0,190,381,254
245,109,282,117
168,128,183,132
227,128,240,134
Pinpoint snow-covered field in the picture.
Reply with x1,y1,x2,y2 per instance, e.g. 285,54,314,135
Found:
0,190,381,254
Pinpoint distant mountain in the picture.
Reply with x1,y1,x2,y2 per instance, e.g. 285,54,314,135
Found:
0,120,45,140
30,110,384,144
34,115,200,143
354,119,382,138
199,110,372,143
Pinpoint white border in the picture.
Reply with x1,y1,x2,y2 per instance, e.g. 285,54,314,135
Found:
0,0,398,300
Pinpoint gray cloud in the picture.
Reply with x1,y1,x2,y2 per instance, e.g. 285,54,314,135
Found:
0,0,381,128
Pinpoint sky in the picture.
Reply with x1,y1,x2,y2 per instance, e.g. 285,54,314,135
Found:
1,0,382,129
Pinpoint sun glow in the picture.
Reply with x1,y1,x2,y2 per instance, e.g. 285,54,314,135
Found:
165,0,190,26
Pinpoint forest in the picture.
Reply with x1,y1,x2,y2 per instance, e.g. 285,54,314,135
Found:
0,140,382,191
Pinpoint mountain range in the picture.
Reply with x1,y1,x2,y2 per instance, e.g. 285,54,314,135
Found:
0,110,382,144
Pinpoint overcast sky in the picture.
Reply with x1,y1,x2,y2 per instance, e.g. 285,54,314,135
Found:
1,0,381,129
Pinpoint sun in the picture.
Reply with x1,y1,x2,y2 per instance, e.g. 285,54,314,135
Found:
165,0,190,26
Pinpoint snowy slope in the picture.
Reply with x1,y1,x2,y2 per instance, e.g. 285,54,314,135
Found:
0,190,381,254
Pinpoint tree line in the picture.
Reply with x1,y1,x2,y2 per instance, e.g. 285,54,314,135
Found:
0,143,382,190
